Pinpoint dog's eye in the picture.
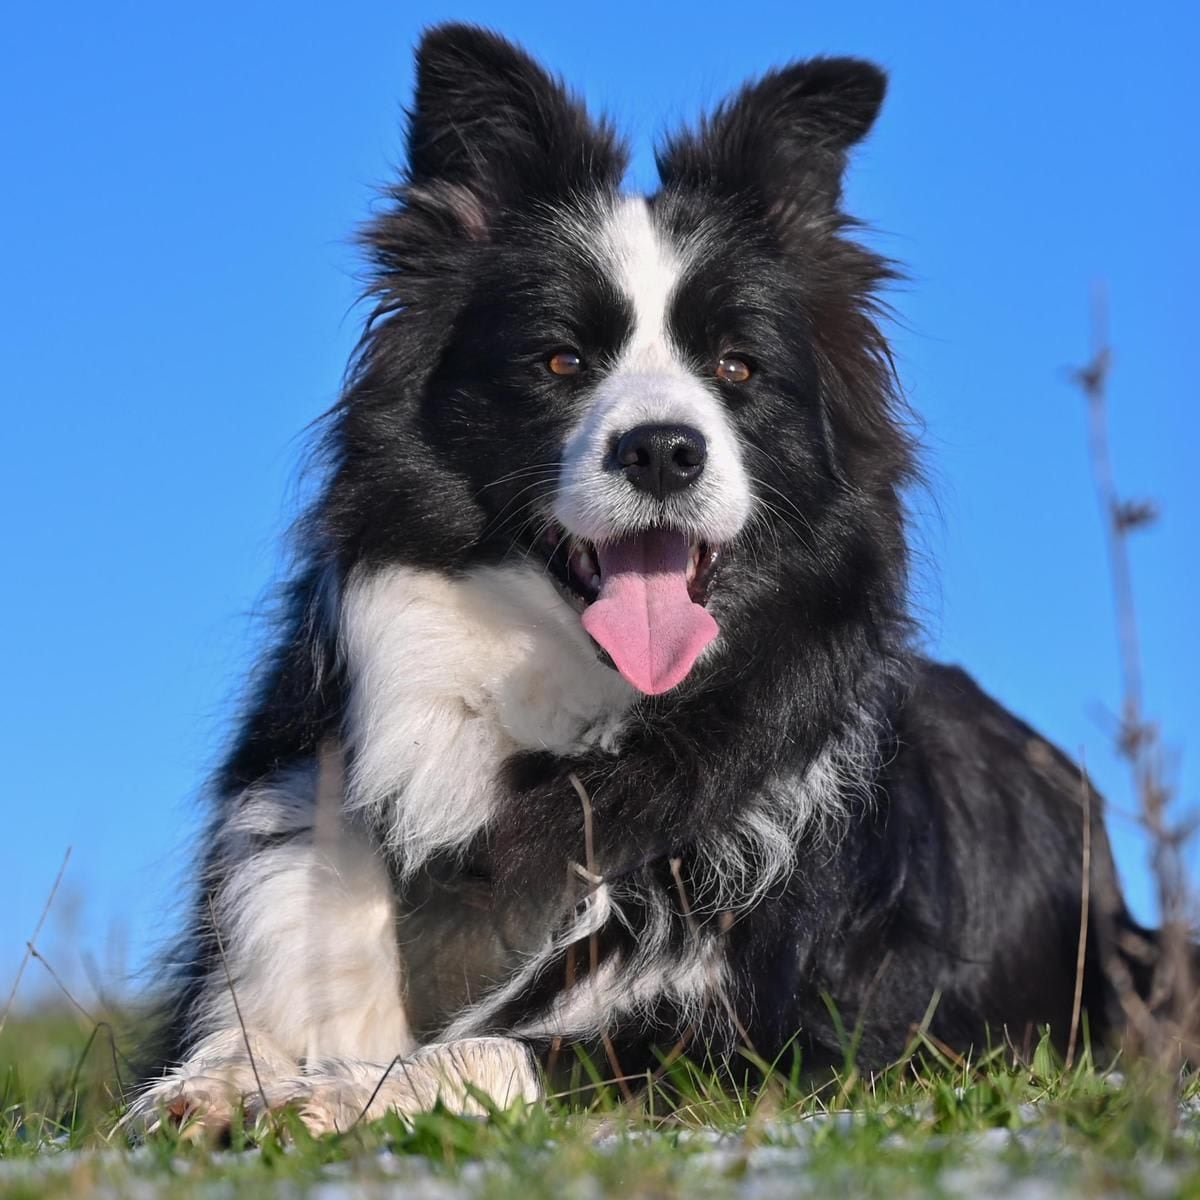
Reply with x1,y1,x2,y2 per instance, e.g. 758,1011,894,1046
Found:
547,350,584,377
715,356,752,384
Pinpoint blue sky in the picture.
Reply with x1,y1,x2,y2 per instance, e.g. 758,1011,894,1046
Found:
2,1,1196,1003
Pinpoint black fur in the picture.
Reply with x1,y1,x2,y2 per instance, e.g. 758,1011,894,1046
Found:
152,24,1167,1098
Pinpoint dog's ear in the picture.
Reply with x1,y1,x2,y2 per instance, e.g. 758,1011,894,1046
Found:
405,24,627,232
657,58,886,226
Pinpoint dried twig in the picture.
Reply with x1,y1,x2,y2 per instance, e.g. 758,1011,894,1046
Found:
23,942,137,1099
206,893,271,1121
28,945,98,1025
1071,285,1194,1090
2,872,137,1131
0,847,72,1039
347,1051,426,1133
1066,755,1093,1070
568,772,635,1104
669,856,756,1055
67,1019,128,1107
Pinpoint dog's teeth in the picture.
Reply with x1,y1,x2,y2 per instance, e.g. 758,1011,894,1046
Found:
590,573,600,590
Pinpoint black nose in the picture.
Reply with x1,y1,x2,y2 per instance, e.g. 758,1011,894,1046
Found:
613,424,707,499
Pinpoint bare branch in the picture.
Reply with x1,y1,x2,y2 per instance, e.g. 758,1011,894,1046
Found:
1067,755,1092,1070
0,847,72,1039
206,893,271,1122
569,772,635,1105
1071,285,1194,1098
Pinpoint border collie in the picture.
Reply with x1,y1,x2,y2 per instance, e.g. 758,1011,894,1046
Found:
133,24,1160,1134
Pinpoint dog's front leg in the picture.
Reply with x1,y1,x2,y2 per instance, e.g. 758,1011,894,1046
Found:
128,763,416,1137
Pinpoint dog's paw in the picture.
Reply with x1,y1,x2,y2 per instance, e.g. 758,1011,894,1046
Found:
250,1037,543,1136
124,1071,253,1141
121,1030,296,1141
125,1035,540,1140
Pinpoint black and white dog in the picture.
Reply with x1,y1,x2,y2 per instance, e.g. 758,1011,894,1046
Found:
134,24,1160,1134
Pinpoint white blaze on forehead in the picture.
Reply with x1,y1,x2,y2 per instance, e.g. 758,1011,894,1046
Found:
555,195,752,546
595,196,686,369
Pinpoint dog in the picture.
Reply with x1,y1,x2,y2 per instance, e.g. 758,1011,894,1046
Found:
132,23,1162,1135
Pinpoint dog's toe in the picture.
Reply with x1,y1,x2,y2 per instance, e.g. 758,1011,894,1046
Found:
243,1077,373,1137
124,1074,246,1142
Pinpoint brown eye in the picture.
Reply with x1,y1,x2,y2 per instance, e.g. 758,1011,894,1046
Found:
547,350,583,377
715,355,752,384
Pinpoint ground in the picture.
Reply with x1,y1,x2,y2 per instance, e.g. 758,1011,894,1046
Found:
3,1009,1200,1198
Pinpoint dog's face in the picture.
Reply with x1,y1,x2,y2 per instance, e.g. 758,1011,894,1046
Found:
334,26,912,696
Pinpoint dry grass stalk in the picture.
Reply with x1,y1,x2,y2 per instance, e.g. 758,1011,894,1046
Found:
1071,286,1196,1095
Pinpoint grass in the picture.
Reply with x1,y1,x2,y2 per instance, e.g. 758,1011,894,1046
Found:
4,1007,1200,1197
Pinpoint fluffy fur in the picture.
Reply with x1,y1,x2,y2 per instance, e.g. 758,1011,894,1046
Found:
134,25,1166,1134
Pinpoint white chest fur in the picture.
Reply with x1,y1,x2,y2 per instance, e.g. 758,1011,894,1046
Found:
340,563,636,871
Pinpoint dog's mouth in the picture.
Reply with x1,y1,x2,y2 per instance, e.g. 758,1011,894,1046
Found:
545,526,721,606
544,524,721,695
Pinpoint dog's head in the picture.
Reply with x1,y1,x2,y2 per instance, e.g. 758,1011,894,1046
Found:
330,24,914,697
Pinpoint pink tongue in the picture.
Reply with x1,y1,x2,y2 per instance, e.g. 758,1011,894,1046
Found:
580,529,719,696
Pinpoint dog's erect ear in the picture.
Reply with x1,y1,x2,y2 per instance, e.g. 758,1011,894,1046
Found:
406,24,627,224
657,57,886,223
